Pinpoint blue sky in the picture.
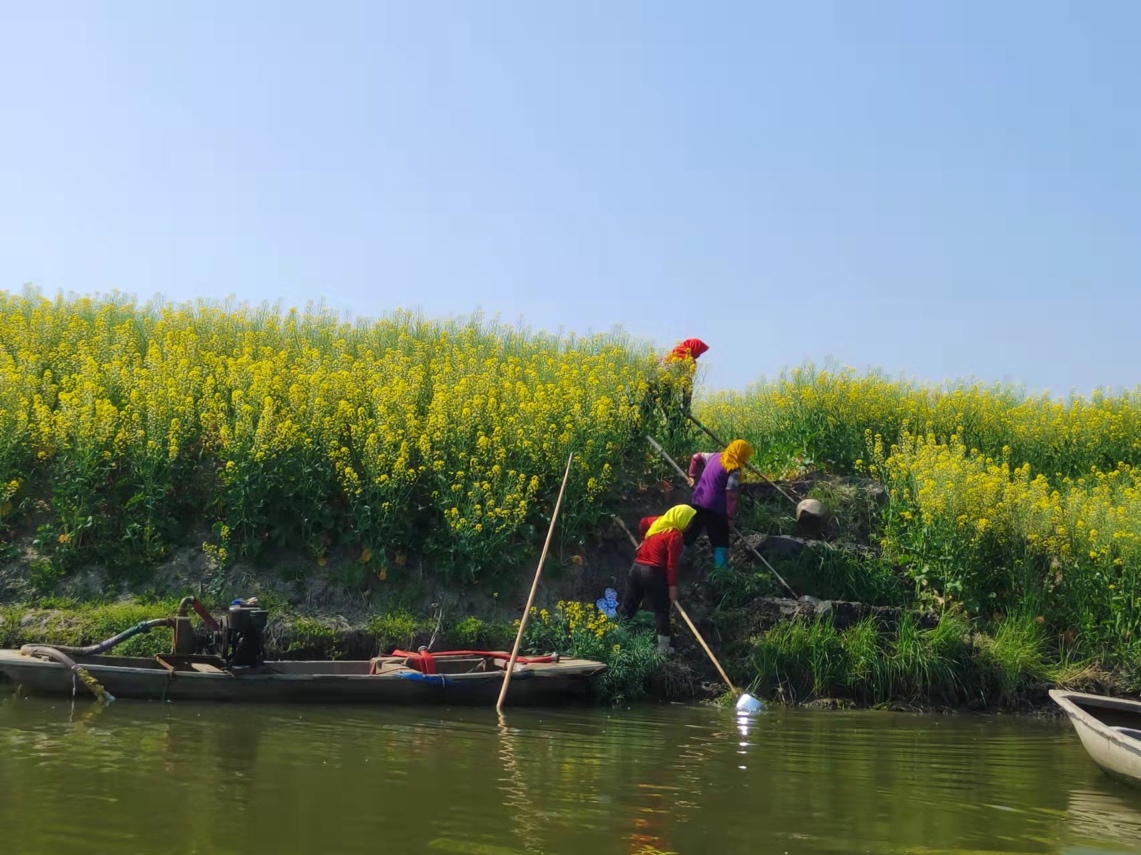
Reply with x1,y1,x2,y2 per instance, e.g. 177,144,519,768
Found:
1,2,1137,396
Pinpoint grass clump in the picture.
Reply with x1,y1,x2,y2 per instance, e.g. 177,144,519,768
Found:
274,616,355,659
366,609,432,653
975,613,1052,704
887,613,972,705
774,548,908,607
744,611,1059,709
446,615,513,650
521,600,659,704
747,618,845,702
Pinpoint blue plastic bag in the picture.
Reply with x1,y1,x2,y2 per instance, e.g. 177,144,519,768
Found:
595,587,620,619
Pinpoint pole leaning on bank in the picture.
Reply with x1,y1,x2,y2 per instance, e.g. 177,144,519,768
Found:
496,451,575,714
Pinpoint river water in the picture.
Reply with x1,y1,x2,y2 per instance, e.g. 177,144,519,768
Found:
1,695,1140,855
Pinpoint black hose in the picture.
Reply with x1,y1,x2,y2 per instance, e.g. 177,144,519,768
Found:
51,618,174,656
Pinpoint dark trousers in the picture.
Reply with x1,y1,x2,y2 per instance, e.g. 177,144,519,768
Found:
620,562,671,636
683,504,730,549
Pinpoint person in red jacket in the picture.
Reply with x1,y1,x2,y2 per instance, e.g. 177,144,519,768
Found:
644,337,710,442
660,337,709,413
619,505,697,656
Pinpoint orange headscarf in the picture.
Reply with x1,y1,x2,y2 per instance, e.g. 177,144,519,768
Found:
720,439,753,472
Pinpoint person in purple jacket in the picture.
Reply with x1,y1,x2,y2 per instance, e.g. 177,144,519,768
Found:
685,439,754,569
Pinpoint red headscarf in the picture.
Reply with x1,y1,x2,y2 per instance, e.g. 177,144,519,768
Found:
666,338,709,362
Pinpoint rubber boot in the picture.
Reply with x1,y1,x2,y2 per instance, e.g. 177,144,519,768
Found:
656,635,674,657
713,547,730,569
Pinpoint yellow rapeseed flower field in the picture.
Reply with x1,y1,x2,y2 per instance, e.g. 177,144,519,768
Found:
697,361,1141,479
698,363,1141,651
866,430,1141,649
5,291,1139,655
0,290,653,579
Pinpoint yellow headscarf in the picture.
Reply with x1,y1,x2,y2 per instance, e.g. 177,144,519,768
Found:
720,439,754,472
644,504,697,538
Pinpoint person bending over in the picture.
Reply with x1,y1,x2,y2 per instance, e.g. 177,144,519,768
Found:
685,439,754,569
620,505,696,656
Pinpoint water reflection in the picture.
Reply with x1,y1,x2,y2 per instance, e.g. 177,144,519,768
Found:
497,714,545,854
0,693,1139,855
1067,786,1141,848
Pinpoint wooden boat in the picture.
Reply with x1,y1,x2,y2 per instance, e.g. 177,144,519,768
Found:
1050,689,1141,787
0,648,606,705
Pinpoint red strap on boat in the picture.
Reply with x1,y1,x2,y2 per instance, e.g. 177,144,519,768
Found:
447,650,558,664
388,649,558,673
389,648,437,674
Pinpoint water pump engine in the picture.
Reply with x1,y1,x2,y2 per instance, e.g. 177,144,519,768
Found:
216,602,269,668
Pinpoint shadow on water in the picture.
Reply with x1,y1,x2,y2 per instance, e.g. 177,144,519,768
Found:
2,690,1141,855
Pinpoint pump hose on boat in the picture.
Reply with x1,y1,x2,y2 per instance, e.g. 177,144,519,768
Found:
48,618,175,657
16,617,175,703
19,645,115,704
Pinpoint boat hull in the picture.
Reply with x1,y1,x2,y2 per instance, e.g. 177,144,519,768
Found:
0,651,605,706
1050,689,1141,788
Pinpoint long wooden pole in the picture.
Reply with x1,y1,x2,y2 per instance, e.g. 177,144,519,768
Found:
673,601,736,692
496,451,575,714
611,514,640,549
733,531,798,598
685,413,800,506
645,435,690,483
645,434,799,598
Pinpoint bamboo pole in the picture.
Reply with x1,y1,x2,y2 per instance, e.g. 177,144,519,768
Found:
673,601,736,692
611,514,640,549
496,451,575,714
732,531,798,599
645,435,690,483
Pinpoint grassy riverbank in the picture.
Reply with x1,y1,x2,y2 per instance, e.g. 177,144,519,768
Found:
3,292,1141,708
0,591,1124,710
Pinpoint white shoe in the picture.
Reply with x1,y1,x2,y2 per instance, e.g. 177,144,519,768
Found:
656,635,675,656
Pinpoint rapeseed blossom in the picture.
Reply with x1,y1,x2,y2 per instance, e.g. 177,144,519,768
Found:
0,290,649,577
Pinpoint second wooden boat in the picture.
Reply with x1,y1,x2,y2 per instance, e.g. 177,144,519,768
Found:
1050,689,1141,787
